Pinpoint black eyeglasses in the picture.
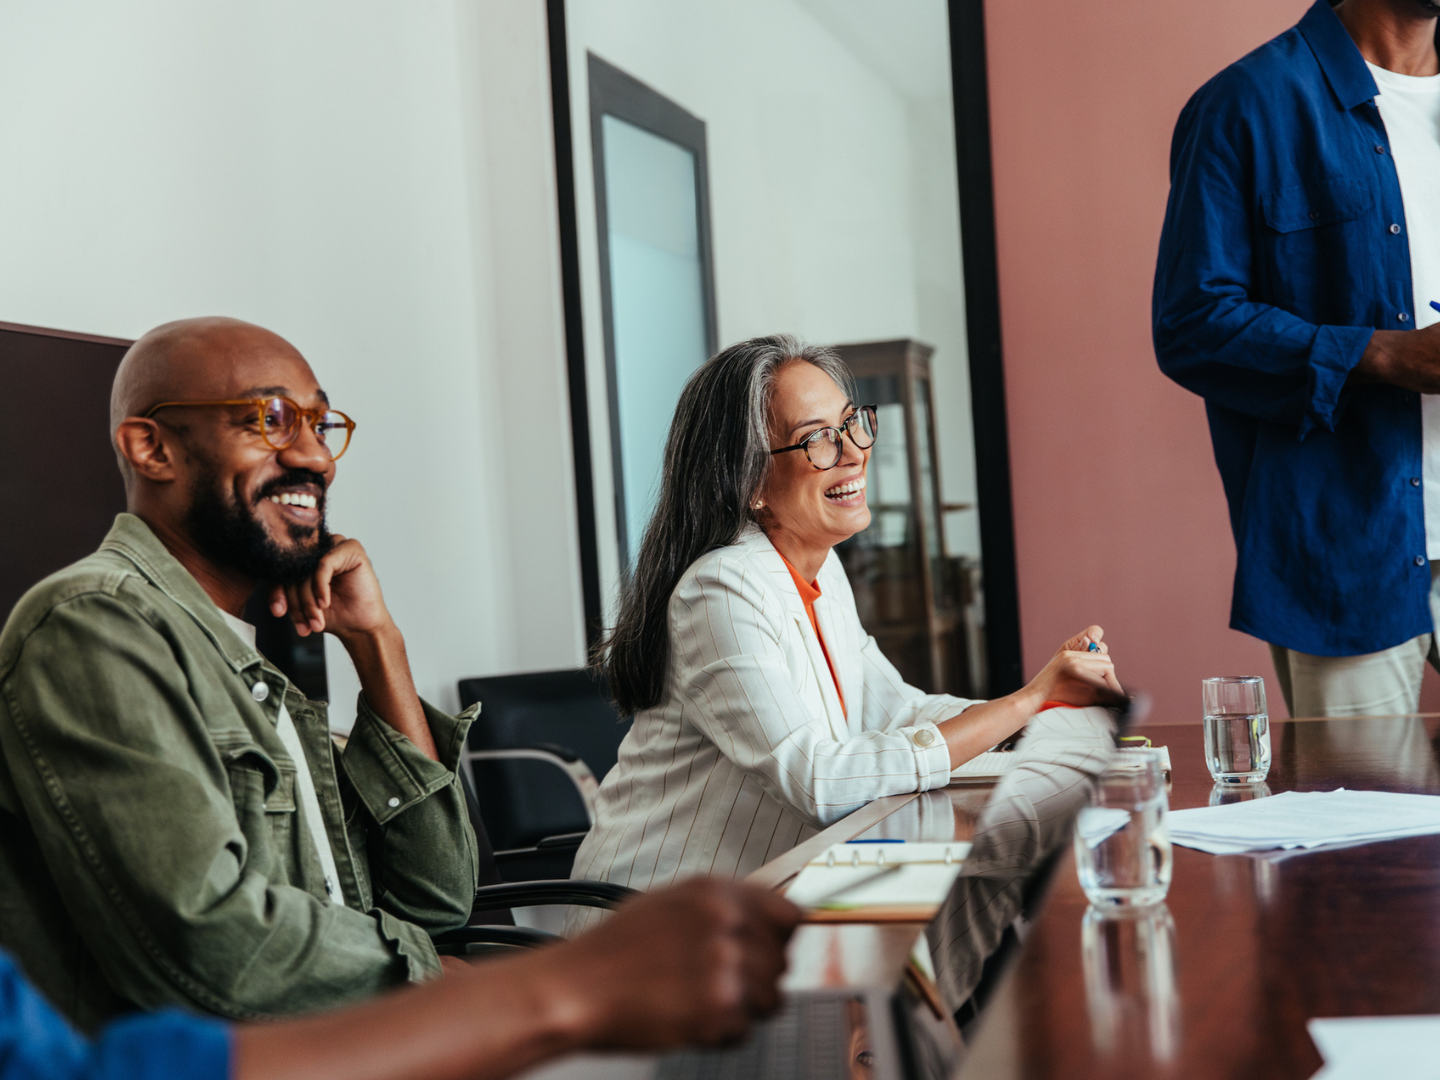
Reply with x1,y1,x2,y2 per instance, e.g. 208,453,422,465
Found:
769,405,878,470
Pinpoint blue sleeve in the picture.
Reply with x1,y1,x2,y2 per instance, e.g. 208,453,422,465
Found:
1151,76,1372,438
0,953,231,1080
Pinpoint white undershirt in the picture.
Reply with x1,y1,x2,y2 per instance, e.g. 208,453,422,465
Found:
1370,62,1440,558
220,611,346,906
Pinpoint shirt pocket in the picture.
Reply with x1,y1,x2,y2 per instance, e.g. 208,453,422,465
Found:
214,735,295,883
1257,177,1375,320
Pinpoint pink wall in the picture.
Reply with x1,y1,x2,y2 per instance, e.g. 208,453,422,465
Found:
981,0,1365,724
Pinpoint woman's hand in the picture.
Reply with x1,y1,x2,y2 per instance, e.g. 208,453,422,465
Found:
1025,624,1124,707
939,625,1124,770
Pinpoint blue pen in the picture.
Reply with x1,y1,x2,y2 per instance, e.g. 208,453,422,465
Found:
1430,300,1440,315
1088,641,1101,653
846,838,904,844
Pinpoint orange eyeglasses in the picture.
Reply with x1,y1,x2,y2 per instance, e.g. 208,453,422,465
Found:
145,396,356,460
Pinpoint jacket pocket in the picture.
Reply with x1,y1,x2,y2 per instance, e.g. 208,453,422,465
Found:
1260,177,1373,233
214,735,293,881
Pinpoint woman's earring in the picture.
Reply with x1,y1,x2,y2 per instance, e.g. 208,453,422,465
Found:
752,500,765,510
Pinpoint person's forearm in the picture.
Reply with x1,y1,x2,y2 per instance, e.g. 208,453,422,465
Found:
337,623,438,761
937,687,1044,770
234,947,592,1080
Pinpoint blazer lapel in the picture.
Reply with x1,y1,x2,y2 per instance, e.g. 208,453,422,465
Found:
812,594,859,734
750,530,848,737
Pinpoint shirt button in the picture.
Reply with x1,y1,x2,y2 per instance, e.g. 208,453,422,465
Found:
1391,223,1403,234
913,729,935,747
1413,477,1422,487
1399,312,1410,322
1416,556,1427,567
251,682,269,702
387,797,400,808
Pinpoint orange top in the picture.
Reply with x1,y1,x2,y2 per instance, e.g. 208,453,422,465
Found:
779,553,847,717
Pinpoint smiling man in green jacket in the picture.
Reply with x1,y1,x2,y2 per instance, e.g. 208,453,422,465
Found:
0,317,479,1030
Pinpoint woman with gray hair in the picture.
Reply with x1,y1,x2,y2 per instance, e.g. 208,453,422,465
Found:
568,335,1121,915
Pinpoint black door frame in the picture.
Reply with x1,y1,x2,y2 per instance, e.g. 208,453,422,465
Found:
587,53,718,571
544,0,1023,696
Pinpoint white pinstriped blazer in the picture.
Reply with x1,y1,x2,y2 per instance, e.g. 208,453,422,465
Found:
567,527,977,929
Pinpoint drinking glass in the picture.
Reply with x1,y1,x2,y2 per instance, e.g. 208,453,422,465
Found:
1202,676,1271,783
1074,749,1172,908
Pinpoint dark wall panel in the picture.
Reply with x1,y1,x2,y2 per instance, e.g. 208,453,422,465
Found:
0,323,129,620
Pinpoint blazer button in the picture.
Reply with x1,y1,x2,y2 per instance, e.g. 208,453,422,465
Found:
1376,144,1386,153
387,797,401,808
1391,223,1403,234
251,682,269,702
1416,556,1427,567
1399,312,1410,322
1414,477,1422,487
914,729,935,747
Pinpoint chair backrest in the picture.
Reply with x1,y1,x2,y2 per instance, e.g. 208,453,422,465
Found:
458,669,632,851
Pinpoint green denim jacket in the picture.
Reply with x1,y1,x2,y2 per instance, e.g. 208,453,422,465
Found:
0,515,479,1030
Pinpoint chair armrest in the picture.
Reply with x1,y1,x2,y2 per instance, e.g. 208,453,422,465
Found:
434,924,560,956
467,746,600,820
473,879,635,911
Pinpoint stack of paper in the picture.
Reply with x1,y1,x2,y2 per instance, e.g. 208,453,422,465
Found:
949,744,1171,782
1168,789,1440,855
1309,1016,1440,1078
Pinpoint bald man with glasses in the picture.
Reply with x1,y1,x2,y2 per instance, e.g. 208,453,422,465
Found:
0,317,516,1031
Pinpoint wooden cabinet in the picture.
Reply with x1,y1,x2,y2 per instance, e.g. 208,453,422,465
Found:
833,339,985,698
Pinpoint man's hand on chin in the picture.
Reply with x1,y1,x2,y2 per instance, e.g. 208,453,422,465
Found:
267,536,439,760
268,534,390,640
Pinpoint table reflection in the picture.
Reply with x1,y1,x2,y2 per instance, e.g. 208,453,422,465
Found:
1081,904,1181,1063
1211,781,1273,806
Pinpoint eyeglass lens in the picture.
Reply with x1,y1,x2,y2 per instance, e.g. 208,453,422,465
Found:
805,407,878,468
260,398,352,458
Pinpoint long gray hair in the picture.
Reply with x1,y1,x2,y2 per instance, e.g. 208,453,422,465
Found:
599,334,853,715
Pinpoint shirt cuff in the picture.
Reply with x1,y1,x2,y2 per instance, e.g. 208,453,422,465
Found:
342,696,477,825
902,723,954,789
377,908,443,984
1302,324,1374,437
93,1009,232,1080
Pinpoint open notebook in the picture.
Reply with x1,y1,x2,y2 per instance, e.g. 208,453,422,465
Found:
783,842,971,922
950,744,1171,782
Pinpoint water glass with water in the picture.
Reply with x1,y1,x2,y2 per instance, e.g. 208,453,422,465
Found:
1202,676,1271,783
1074,749,1172,908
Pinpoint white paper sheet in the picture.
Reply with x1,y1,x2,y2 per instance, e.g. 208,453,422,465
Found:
1308,1016,1440,1079
1169,789,1440,855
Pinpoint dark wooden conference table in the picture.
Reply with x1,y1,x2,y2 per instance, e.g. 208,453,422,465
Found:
748,715,1440,1080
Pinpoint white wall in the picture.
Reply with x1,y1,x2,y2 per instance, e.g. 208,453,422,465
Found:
565,0,978,612
0,0,586,721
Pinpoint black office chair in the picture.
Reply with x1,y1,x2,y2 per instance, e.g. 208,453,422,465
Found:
456,669,632,882
432,766,634,959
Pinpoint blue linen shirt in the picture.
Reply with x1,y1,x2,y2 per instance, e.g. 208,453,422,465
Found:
0,951,230,1080
1154,0,1434,657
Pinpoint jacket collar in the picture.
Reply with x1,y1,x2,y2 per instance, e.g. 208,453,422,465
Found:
1298,0,1378,111
99,513,264,674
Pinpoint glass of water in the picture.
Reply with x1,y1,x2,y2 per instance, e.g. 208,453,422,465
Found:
1202,676,1271,783
1075,749,1172,908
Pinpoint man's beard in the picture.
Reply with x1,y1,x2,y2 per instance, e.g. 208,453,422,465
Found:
185,463,333,586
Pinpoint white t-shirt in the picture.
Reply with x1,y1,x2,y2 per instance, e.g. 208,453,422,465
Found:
220,611,346,906
1370,62,1440,558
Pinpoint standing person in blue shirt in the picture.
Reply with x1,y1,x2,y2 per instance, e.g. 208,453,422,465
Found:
1155,0,1440,716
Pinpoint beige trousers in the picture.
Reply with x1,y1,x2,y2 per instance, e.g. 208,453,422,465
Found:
1268,563,1440,718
